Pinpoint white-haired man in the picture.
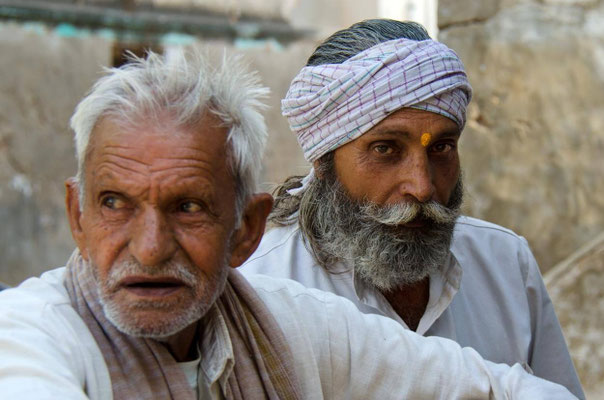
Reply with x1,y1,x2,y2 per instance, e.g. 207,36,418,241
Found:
241,19,584,398
0,50,576,399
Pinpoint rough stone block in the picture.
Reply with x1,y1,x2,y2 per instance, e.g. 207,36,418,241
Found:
545,232,604,399
438,0,501,27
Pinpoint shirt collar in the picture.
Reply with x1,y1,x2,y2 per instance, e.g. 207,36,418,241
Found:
198,304,234,390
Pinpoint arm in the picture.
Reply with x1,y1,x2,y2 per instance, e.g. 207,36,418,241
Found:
520,239,585,399
319,285,577,399
0,290,104,399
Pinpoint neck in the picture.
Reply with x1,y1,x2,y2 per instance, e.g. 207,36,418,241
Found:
381,277,430,332
161,323,199,362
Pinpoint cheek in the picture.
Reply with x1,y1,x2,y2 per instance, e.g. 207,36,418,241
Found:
176,228,232,272
434,160,461,200
334,150,383,200
80,216,129,277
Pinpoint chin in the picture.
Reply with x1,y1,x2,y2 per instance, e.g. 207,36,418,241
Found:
100,289,207,339
108,302,205,339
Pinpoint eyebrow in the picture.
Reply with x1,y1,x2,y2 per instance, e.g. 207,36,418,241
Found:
365,128,461,140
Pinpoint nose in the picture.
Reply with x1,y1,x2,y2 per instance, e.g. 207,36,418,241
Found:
129,206,177,266
399,151,435,203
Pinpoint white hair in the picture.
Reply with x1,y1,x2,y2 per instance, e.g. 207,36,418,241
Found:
70,49,269,217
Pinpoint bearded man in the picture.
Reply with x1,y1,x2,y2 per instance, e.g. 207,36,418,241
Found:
241,19,584,399
0,50,578,399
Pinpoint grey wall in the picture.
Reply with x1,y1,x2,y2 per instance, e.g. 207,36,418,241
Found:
439,0,604,272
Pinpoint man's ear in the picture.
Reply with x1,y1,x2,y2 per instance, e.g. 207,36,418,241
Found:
65,177,89,260
229,193,273,268
312,160,323,179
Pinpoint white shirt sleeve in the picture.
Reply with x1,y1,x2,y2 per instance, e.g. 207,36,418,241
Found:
0,274,111,400
250,274,577,399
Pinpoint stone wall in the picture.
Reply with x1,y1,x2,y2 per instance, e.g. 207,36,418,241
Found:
545,232,604,399
439,0,604,393
438,0,604,272
0,23,111,284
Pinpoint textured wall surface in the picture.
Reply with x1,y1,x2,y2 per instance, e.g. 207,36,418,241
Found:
438,0,604,272
438,0,604,394
0,23,111,285
545,232,604,399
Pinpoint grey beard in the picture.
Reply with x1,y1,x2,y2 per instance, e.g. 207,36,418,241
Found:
309,176,463,291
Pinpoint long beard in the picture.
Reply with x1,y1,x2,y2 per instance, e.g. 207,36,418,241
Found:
308,175,463,291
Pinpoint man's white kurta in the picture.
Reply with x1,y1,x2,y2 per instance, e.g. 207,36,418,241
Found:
241,216,584,399
0,263,576,399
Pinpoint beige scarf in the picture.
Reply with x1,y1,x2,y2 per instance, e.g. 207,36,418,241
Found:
63,250,302,400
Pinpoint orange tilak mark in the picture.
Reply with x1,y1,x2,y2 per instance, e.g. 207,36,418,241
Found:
421,132,432,147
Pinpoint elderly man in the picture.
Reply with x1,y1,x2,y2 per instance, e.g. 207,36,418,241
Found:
0,50,576,399
241,19,584,398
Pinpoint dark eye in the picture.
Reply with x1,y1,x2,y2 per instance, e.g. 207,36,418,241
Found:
179,201,203,214
101,195,127,210
373,144,394,155
431,142,454,153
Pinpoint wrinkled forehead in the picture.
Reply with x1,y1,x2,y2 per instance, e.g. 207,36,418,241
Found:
86,111,226,160
83,114,231,178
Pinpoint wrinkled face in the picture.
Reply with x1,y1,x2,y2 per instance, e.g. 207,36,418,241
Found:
72,114,238,338
333,108,461,216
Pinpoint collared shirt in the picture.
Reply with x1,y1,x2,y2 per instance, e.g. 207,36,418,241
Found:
241,216,585,399
0,264,576,399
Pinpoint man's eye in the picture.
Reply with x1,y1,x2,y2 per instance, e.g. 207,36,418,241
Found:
101,196,126,210
179,201,203,213
431,143,454,153
373,144,394,155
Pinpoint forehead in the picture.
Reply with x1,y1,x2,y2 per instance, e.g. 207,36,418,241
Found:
364,108,460,137
86,113,230,172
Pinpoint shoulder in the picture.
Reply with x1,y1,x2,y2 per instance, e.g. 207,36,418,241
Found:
454,216,527,242
241,224,316,277
452,216,537,285
245,273,404,348
0,267,72,315
246,273,334,306
0,267,90,349
0,268,107,398
453,216,532,254
245,273,361,326
246,224,304,261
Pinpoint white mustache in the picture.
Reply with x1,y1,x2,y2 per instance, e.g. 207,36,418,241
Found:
361,200,459,226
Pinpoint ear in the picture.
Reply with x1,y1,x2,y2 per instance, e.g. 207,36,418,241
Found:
65,177,89,260
228,193,273,268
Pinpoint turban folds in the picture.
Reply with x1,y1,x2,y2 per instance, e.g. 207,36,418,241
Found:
282,38,473,163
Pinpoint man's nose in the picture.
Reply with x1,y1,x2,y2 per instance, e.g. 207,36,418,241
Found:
399,152,435,203
129,206,176,266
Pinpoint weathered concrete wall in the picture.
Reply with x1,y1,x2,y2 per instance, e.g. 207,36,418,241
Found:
0,22,111,285
545,232,604,399
150,0,295,19
0,22,312,285
438,0,604,272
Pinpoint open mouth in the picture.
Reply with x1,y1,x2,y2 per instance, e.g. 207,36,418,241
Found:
120,277,186,297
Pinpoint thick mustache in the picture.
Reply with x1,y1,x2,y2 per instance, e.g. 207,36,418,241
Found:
361,200,459,226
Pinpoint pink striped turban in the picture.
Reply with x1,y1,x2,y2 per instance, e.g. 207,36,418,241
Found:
282,38,473,163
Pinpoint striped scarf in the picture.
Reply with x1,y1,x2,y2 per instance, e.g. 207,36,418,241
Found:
64,250,301,400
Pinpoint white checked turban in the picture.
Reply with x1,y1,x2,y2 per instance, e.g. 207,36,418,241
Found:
282,38,473,163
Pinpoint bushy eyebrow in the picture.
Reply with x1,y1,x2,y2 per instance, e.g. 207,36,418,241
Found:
364,128,460,140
